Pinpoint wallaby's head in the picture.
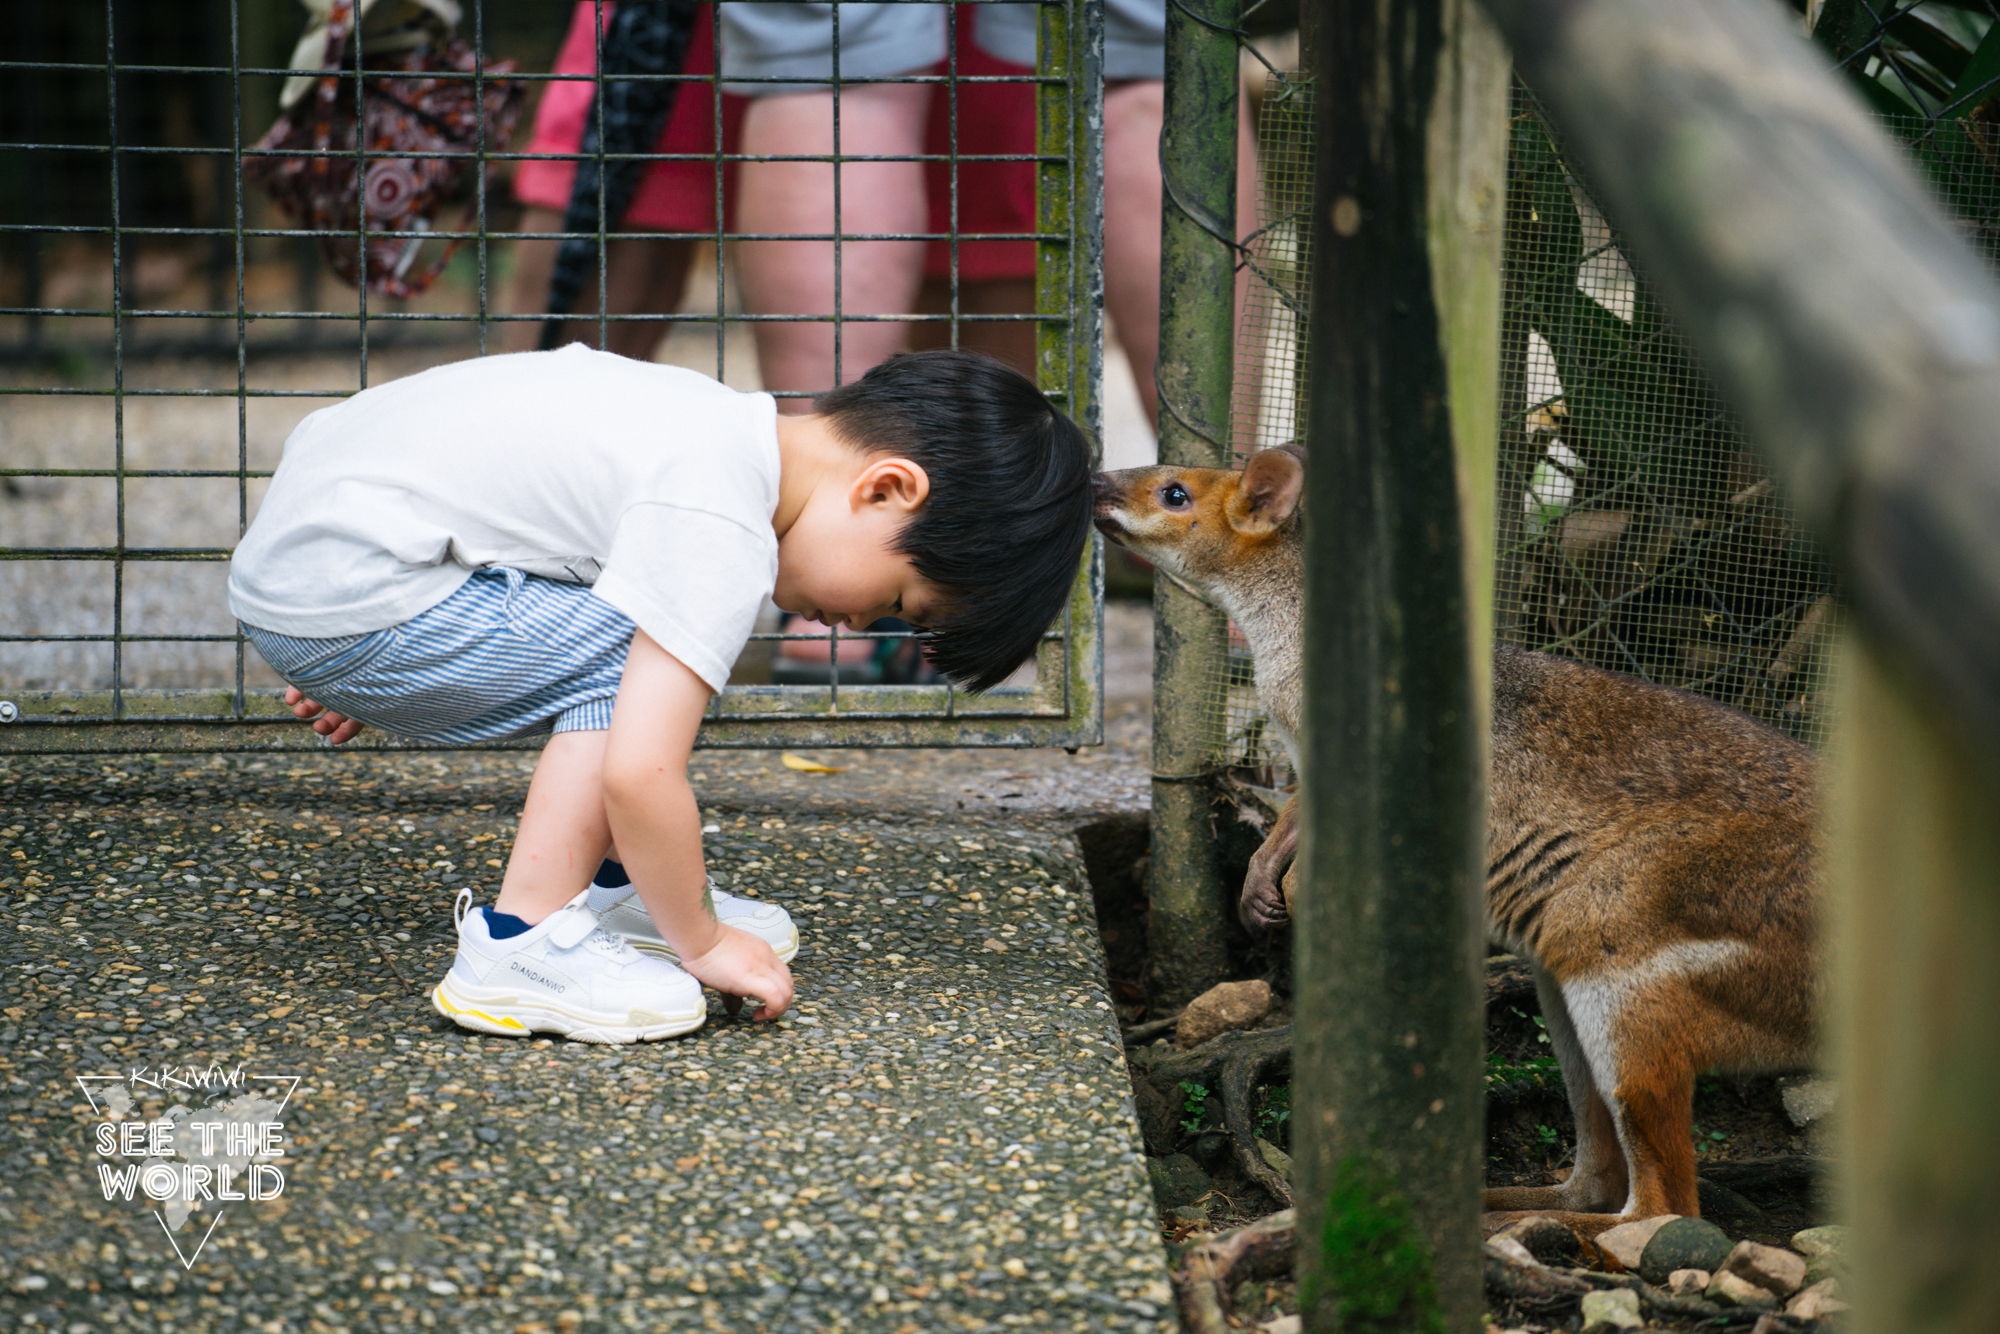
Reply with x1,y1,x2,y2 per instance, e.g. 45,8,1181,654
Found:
1092,446,1303,602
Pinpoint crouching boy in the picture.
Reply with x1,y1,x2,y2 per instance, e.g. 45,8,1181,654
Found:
227,346,1093,1043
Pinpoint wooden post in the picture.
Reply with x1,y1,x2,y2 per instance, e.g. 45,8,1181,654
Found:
1293,0,1507,1329
1828,641,2000,1333
1148,0,1241,1010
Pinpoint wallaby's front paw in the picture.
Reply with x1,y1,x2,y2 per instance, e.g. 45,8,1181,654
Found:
1239,873,1289,931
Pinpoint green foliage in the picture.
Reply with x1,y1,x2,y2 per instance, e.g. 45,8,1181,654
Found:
1483,1049,1560,1088
1179,1081,1210,1137
1256,1083,1293,1139
1534,1123,1560,1148
1307,1154,1447,1334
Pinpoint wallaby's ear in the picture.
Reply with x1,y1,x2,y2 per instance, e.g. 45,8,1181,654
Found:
1225,447,1304,536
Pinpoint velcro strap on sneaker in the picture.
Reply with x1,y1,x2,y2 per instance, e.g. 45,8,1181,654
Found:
547,906,598,950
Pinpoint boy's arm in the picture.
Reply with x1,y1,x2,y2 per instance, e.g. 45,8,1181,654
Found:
602,630,793,1020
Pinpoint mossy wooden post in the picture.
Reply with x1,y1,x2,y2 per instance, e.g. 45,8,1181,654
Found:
1293,0,1506,1329
1147,0,1239,1009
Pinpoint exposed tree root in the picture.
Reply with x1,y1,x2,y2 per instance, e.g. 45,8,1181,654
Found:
1147,1024,1294,1203
1123,1011,1185,1047
1483,1247,1591,1308
1484,1249,1830,1331
1174,1208,1296,1334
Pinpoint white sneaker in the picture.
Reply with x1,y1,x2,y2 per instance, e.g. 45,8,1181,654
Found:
589,872,800,964
431,888,707,1043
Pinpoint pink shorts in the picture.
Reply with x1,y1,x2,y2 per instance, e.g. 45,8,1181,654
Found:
514,3,1035,281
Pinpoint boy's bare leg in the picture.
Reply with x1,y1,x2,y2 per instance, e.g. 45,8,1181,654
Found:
493,729,612,923
734,83,933,411
501,205,695,360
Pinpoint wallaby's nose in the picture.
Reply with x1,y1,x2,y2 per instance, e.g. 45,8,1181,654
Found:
1091,473,1118,506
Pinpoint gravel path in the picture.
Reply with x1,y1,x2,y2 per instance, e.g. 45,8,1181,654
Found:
0,653,1166,1332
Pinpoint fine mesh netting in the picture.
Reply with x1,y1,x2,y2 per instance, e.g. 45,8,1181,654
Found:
1494,86,1840,745
1201,78,2000,774
1203,71,1315,785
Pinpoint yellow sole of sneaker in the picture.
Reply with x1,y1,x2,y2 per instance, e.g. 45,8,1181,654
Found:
431,977,706,1043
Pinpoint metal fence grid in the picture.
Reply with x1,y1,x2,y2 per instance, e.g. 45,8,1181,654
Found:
0,0,1104,754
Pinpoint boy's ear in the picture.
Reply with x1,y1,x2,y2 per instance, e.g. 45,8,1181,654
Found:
1225,447,1304,536
853,457,930,513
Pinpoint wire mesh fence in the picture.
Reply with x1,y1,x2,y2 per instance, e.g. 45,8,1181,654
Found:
1494,84,1841,744
1199,48,2000,772
1203,67,1311,784
0,0,1104,753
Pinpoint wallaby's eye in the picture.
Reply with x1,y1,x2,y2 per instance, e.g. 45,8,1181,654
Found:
1160,482,1192,510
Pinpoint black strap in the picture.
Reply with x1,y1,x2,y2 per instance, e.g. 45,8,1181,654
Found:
540,1,700,349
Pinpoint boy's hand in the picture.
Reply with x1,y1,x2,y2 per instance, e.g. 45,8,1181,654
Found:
678,924,794,1022
283,686,365,744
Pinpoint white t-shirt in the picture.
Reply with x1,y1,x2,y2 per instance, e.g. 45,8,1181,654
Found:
228,345,781,693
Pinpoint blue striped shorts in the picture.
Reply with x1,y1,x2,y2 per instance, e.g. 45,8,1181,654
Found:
244,568,637,743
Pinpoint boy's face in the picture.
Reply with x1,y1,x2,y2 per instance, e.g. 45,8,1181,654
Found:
773,456,948,632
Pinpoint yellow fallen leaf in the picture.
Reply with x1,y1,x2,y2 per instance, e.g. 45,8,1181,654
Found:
781,753,848,774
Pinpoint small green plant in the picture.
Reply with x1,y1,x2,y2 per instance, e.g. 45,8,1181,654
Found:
1483,1049,1561,1087
1179,1081,1210,1136
1534,1123,1560,1148
1256,1084,1292,1139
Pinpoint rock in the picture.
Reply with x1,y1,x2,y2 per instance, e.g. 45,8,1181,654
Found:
1695,1178,1767,1233
1792,1224,1848,1286
1175,980,1274,1049
1168,1204,1209,1226
1638,1216,1736,1285
1666,1268,1711,1297
1491,1215,1583,1266
1131,1078,1178,1156
1596,1215,1680,1271
1485,1237,1541,1268
1719,1239,1808,1298
1578,1287,1643,1332
1706,1268,1780,1309
1147,1153,1212,1210
1777,1075,1838,1127
1256,1137,1292,1178
1787,1277,1848,1320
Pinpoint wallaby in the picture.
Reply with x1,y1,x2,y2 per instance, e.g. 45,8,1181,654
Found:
1093,447,1822,1235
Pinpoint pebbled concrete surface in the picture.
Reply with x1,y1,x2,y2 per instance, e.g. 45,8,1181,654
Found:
0,683,1170,1333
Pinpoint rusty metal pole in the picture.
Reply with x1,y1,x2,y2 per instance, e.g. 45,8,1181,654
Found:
1147,0,1240,1010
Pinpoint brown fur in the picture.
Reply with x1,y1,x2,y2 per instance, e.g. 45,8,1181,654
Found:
1094,450,1822,1236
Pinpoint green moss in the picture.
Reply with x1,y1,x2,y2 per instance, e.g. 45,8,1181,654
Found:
1307,1153,1446,1334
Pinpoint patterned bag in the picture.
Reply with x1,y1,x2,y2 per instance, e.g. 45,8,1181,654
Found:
246,0,523,299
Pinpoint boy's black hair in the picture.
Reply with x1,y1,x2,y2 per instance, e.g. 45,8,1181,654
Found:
815,349,1095,692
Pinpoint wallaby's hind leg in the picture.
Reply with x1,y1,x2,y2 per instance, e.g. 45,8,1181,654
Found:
1483,967,1627,1215
1607,1055,1700,1220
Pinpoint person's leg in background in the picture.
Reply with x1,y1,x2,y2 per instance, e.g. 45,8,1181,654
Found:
734,83,933,408
501,211,694,360
500,2,727,362
722,2,946,409
1101,78,1261,434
